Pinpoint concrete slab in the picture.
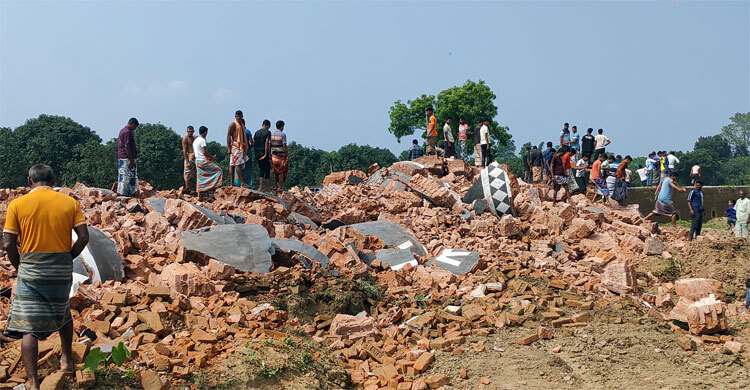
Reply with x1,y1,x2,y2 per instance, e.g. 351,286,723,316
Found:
72,226,124,282
272,238,328,268
146,197,237,224
429,248,480,275
350,220,427,256
180,224,274,273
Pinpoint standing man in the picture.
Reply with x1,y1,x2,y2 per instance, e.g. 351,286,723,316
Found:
559,123,571,152
528,145,543,183
645,172,686,227
593,128,611,161
194,126,223,201
570,126,580,152
3,164,89,390
479,119,491,167
181,125,196,195
735,191,750,240
589,154,607,202
270,120,289,193
645,152,658,186
581,128,595,159
458,118,468,160
666,151,680,174
425,107,438,155
227,110,249,187
549,149,569,204
116,117,139,197
575,154,590,194
690,164,701,184
443,118,455,158
543,141,555,180
253,120,272,193
612,155,632,204
687,181,705,241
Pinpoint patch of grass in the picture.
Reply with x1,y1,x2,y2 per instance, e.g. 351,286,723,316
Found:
653,258,682,282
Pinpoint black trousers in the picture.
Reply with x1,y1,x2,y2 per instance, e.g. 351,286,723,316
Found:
593,148,606,161
690,211,703,239
480,144,490,167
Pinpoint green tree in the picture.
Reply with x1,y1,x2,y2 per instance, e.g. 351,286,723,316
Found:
62,140,117,188
387,95,436,142
330,144,397,172
694,134,732,160
0,127,25,188
14,115,101,183
721,112,750,156
719,156,750,185
287,142,330,188
387,81,512,156
135,123,183,189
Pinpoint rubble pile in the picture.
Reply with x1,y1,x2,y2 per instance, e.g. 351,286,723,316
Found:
0,158,744,389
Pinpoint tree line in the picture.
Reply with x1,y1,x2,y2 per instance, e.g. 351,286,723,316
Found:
0,114,397,190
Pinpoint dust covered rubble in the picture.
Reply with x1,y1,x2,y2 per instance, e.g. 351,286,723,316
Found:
0,157,740,389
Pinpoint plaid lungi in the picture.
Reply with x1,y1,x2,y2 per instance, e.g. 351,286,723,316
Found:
196,160,223,193
653,200,677,217
117,158,138,197
229,144,248,167
271,153,288,175
4,252,73,339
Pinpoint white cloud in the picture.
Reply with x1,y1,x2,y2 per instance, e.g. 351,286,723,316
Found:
211,87,233,103
121,80,189,98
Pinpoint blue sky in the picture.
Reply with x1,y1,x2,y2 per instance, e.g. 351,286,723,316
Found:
1,1,748,156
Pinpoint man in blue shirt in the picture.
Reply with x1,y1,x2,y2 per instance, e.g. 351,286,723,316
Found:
687,181,704,241
645,172,686,226
408,139,424,161
543,142,555,180
570,125,580,152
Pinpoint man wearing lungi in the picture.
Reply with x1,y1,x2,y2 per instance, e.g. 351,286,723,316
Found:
270,120,289,193
193,126,224,200
645,171,686,227
181,125,196,195
116,117,139,196
3,164,89,389
227,110,250,187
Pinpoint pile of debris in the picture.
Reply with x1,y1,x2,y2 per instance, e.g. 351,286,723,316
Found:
0,157,742,389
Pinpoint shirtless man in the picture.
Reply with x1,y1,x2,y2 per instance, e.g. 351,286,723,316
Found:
181,125,196,195
227,110,250,187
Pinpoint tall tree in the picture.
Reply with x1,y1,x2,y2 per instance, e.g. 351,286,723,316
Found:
721,112,750,156
330,144,397,172
387,81,512,156
135,123,183,189
0,127,24,187
694,134,732,160
14,115,101,183
62,140,117,188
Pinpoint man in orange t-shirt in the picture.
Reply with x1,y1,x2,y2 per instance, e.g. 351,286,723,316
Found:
3,164,90,389
425,106,438,155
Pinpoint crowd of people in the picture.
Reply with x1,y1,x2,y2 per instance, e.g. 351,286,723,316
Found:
409,106,493,167
116,111,290,200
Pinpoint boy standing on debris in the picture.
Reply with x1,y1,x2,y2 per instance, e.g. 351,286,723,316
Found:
593,128,611,161
409,139,424,161
528,145,543,183
581,128,595,159
270,120,289,193
479,119,491,167
3,164,90,390
443,118,454,158
253,120,272,192
727,200,737,231
687,180,704,241
549,149,569,204
645,172,686,227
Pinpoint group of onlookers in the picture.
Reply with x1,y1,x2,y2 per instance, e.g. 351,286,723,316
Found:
411,107,493,167
116,111,291,200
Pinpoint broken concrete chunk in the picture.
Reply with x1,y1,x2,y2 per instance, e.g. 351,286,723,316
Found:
674,278,724,301
72,226,124,283
180,224,274,273
272,238,329,268
350,220,426,256
429,248,480,275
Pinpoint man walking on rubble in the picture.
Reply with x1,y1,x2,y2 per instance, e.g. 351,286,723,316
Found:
116,117,139,197
3,164,89,390
735,191,750,240
181,125,196,195
645,171,686,227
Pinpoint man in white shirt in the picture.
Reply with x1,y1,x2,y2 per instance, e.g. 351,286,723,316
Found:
193,126,223,200
593,128,611,161
666,151,680,174
735,191,750,240
479,120,491,167
443,118,455,158
574,155,590,194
